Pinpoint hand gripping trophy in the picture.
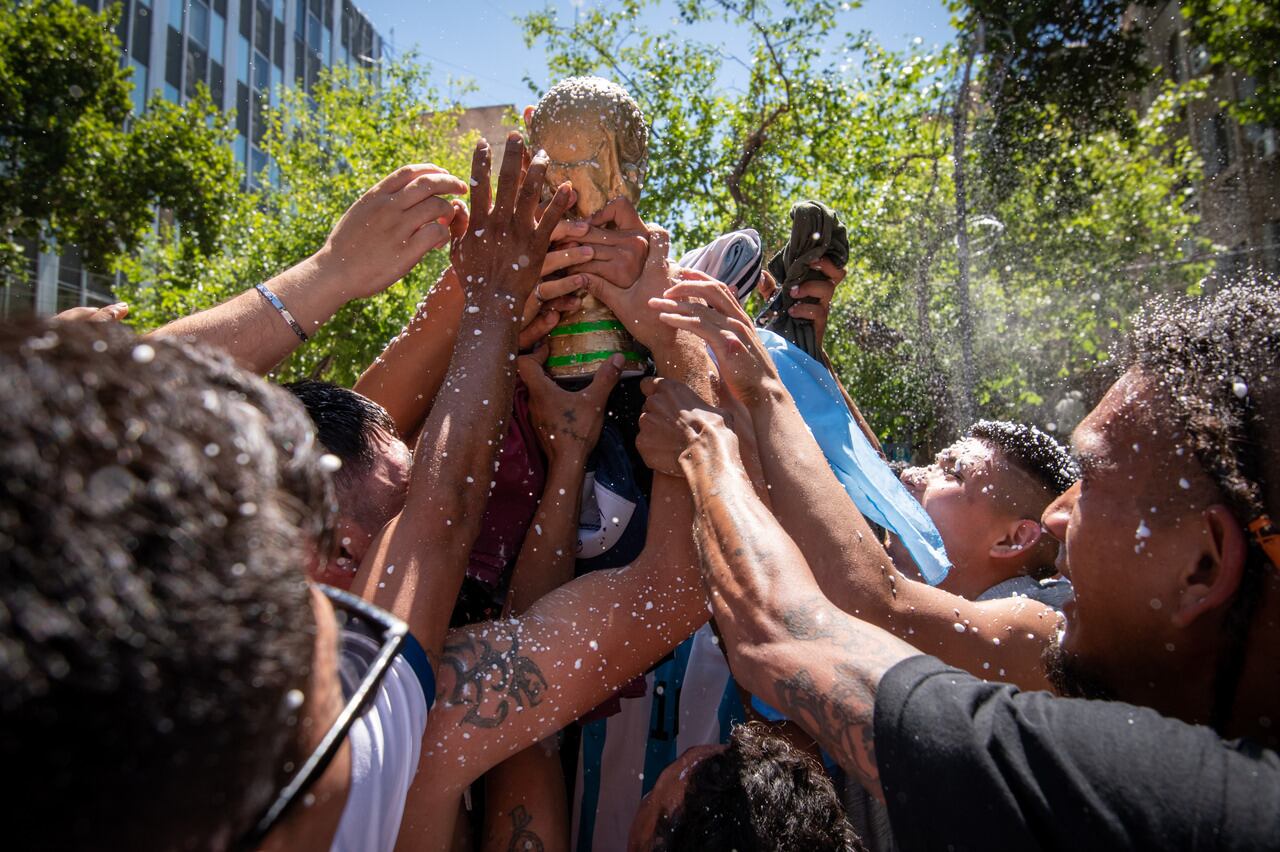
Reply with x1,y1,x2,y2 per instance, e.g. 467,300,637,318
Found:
524,76,650,381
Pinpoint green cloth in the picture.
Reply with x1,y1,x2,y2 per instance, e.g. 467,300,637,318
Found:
758,200,849,359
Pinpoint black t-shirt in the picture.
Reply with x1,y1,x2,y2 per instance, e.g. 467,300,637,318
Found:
873,655,1280,851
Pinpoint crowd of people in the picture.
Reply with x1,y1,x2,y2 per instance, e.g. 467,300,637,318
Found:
4,130,1279,852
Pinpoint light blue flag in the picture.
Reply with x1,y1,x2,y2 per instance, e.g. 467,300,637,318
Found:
758,328,951,586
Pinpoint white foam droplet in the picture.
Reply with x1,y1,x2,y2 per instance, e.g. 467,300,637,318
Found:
131,343,155,364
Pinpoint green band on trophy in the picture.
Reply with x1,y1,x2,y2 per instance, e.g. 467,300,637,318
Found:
548,320,628,337
545,350,645,367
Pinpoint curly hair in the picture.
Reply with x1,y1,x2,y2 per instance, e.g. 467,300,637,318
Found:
967,419,1079,496
655,722,862,851
0,320,334,850
1123,277,1280,729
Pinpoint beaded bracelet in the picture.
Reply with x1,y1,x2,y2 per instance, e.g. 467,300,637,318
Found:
254,283,308,342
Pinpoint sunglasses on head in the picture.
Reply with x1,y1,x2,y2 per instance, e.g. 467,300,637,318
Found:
237,584,407,850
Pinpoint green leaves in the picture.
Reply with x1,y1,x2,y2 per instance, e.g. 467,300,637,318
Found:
120,57,473,387
0,0,237,273
1181,0,1280,127
524,0,1206,450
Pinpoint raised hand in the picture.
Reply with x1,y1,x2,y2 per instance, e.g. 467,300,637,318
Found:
648,270,782,406
636,375,736,477
517,346,624,464
786,257,845,350
321,164,469,300
564,196,650,291
451,134,573,316
580,227,676,351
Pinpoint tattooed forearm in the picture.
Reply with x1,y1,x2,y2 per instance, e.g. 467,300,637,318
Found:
774,662,881,797
439,630,548,728
506,805,545,852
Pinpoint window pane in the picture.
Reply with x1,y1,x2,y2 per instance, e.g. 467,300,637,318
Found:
273,0,284,18
236,80,249,135
131,2,153,62
239,0,251,39
85,271,116,307
322,25,331,61
254,0,270,54
250,146,269,181
235,133,247,164
185,41,208,100
129,59,149,115
211,11,225,62
210,59,225,108
189,0,210,47
253,49,269,91
238,33,251,83
271,63,282,100
58,246,84,311
274,18,284,67
116,0,132,49
165,82,181,102
165,26,183,89
168,0,184,30
306,13,320,52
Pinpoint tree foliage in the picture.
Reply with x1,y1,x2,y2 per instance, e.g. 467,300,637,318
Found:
1180,0,1280,127
0,0,238,271
118,59,473,386
521,0,1208,452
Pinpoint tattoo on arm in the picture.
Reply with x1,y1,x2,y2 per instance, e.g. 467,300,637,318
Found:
506,805,545,852
439,631,548,728
767,597,909,799
774,662,880,795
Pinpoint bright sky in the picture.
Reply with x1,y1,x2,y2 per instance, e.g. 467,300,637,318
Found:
351,0,957,108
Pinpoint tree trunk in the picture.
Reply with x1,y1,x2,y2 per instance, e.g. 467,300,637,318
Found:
951,29,980,427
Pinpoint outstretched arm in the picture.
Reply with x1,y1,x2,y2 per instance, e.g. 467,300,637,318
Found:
653,276,1057,691
395,322,715,851
675,410,918,800
150,165,466,375
480,349,624,852
348,135,572,664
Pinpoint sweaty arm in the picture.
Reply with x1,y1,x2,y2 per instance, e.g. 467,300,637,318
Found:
348,135,572,664
394,333,715,851
675,414,918,800
654,277,1056,690
150,165,466,375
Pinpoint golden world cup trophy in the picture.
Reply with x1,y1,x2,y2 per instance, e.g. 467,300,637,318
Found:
526,76,650,382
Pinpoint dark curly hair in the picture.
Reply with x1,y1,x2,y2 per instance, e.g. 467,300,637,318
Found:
967,419,1079,496
0,319,335,850
655,722,862,851
1124,278,1280,730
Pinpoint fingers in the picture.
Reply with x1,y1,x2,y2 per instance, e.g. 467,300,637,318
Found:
518,309,561,350
404,221,452,262
787,302,826,322
448,200,470,241
516,150,549,226
96,302,129,321
549,218,590,244
586,352,625,402
400,195,457,240
643,227,671,273
468,140,493,227
663,278,746,321
589,196,644,230
397,172,468,210
376,163,448,195
809,256,847,284
541,245,594,277
490,132,527,222
533,182,574,248
791,279,836,308
516,344,554,387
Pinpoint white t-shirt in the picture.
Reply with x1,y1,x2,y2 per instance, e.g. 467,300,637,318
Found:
330,628,434,852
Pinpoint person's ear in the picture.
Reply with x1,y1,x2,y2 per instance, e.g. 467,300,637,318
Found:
523,105,536,132
990,519,1043,561
1172,504,1248,628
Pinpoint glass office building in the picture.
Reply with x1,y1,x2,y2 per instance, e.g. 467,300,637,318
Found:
1,0,386,318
